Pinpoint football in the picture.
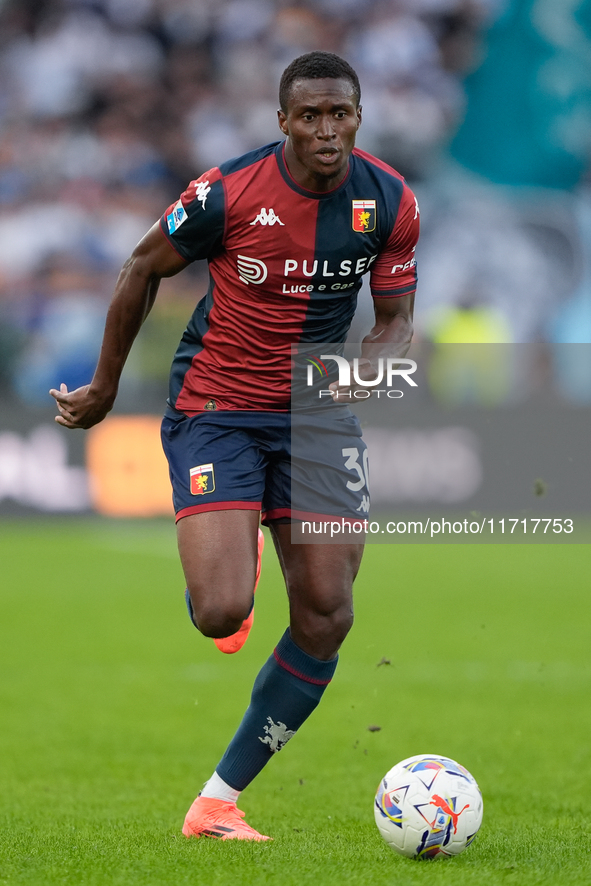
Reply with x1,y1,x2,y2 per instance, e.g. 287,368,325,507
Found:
374,754,483,859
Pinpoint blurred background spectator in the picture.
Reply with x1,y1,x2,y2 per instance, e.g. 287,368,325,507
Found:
0,0,589,409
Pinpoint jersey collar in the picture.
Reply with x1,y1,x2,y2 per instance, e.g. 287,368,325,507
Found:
275,141,353,199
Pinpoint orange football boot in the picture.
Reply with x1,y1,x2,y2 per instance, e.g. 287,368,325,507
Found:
182,796,271,842
214,528,264,654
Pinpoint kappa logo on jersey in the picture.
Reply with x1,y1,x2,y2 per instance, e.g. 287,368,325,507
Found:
352,199,376,233
237,254,268,285
250,207,285,227
166,200,188,234
190,463,215,495
195,180,211,210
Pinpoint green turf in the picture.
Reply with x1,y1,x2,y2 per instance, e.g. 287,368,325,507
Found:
0,519,589,885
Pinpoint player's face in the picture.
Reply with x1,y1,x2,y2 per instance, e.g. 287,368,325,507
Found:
278,78,362,192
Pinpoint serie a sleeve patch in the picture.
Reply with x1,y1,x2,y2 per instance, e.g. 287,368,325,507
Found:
160,169,225,263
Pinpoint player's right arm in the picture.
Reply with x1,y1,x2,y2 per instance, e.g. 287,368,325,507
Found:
49,224,188,429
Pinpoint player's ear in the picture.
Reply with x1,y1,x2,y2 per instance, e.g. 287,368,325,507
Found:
356,105,362,129
277,109,288,136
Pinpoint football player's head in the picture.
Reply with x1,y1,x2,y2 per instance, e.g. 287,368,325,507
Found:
279,51,361,113
278,52,362,189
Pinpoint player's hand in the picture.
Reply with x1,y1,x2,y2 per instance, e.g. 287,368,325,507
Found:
49,383,115,430
328,357,376,401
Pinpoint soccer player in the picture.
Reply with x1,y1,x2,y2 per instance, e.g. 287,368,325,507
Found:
50,51,419,841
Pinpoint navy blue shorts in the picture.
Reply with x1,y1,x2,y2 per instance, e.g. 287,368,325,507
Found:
160,409,369,524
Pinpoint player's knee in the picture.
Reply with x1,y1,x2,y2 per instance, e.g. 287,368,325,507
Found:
187,595,249,639
295,603,354,656
192,607,245,639
328,605,354,645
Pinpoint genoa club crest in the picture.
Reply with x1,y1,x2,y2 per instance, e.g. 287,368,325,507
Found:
352,199,376,233
190,463,215,495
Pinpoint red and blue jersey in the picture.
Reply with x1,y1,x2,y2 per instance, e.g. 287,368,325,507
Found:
160,141,419,413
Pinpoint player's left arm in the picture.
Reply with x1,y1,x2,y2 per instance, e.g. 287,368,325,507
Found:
361,291,414,364
328,291,415,397
360,180,419,371
328,181,418,396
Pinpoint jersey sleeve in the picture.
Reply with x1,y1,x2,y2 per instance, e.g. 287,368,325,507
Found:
370,182,419,298
159,167,225,262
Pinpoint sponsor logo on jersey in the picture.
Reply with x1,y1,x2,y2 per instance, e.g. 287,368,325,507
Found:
352,199,376,233
235,251,381,289
391,248,417,275
190,463,215,495
167,200,188,234
203,399,217,411
237,254,268,285
250,207,285,226
283,255,377,278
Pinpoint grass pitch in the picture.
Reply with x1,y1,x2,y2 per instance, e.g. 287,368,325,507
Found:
0,519,589,885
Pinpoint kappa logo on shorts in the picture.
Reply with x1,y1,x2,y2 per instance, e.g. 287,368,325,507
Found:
190,463,215,495
352,199,376,233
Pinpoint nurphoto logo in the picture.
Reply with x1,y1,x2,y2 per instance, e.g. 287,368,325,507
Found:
306,355,418,400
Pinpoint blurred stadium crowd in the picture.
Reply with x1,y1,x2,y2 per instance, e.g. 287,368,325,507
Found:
0,0,590,408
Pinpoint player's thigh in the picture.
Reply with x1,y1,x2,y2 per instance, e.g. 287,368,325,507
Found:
161,411,266,609
289,408,370,523
270,522,364,614
161,412,266,520
178,509,261,613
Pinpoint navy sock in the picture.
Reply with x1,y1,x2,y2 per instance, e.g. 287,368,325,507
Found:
216,628,338,791
184,588,197,626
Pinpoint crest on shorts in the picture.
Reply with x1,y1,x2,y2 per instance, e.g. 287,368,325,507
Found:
352,199,376,233
190,463,215,495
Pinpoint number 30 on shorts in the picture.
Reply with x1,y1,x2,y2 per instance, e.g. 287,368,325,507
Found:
342,447,369,492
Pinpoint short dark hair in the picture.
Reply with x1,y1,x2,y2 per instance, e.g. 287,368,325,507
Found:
279,51,361,112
